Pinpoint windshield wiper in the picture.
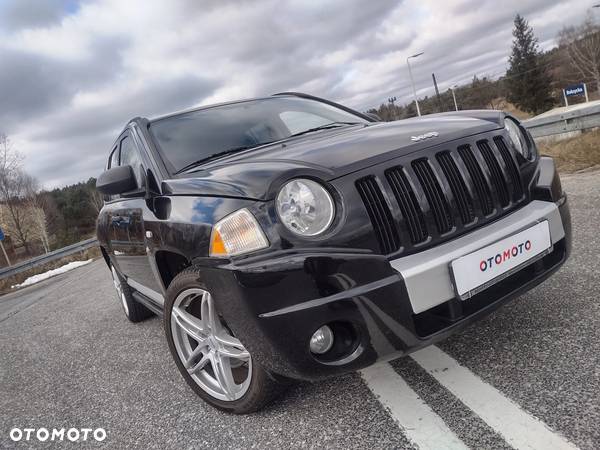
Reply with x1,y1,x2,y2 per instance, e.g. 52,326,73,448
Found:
174,143,274,175
288,122,363,138
174,122,362,174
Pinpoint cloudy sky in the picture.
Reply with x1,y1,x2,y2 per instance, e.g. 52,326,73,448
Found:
0,0,591,189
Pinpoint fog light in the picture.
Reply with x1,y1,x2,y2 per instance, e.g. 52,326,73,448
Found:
309,325,334,354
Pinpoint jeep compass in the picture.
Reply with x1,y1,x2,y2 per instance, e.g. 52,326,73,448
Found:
96,92,571,413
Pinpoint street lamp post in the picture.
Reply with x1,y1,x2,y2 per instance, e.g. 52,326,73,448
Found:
450,85,459,111
406,52,424,117
388,96,397,120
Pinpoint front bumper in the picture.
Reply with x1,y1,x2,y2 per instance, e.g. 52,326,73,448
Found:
201,193,571,381
391,199,567,314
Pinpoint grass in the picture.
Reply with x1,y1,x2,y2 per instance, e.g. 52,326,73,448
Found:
492,98,532,121
0,246,101,295
537,128,600,173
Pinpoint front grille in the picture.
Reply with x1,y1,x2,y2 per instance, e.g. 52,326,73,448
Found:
355,176,401,254
356,132,526,255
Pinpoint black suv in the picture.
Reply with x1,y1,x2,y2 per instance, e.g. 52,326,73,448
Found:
96,92,571,413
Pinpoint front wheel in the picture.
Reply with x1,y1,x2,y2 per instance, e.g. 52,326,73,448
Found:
164,268,285,414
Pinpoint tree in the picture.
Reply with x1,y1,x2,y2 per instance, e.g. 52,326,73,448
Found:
461,75,506,110
0,171,37,255
38,192,64,250
24,176,51,254
0,134,20,181
506,14,554,114
367,74,510,121
48,180,99,244
0,134,102,255
86,177,104,215
559,14,600,95
0,135,35,255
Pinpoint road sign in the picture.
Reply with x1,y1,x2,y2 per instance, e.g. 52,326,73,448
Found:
563,83,589,106
564,83,585,97
0,228,10,266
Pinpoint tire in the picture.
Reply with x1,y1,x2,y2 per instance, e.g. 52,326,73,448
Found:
164,267,285,414
110,265,154,323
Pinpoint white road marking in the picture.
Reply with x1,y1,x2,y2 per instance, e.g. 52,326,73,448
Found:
411,346,579,450
361,363,469,450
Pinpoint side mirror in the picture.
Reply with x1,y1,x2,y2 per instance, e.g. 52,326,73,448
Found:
96,165,137,195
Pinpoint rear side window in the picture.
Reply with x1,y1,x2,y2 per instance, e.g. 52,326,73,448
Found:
109,147,119,168
119,136,143,188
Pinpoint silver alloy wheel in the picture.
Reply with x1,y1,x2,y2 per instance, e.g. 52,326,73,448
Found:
111,266,129,316
170,288,252,401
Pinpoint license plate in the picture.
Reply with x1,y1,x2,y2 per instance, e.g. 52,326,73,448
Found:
451,221,552,299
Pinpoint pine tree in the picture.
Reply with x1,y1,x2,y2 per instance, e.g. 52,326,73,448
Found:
506,15,554,114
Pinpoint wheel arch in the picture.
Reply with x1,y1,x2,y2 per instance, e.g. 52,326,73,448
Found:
155,250,192,291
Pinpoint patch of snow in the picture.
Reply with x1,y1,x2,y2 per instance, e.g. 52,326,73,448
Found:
12,259,94,289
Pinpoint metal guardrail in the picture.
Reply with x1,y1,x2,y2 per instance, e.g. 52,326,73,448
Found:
523,101,600,138
0,237,98,280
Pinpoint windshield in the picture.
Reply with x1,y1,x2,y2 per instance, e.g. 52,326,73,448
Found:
149,96,367,174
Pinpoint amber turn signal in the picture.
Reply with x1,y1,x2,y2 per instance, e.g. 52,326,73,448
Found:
209,209,269,257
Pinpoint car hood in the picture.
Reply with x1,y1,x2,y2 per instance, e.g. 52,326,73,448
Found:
161,111,505,200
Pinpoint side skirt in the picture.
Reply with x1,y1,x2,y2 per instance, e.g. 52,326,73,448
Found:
131,291,164,317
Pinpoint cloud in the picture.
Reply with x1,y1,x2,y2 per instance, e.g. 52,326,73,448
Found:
0,0,591,188
0,34,128,130
0,0,78,31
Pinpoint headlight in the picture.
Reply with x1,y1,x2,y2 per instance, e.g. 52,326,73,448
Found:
276,179,335,236
209,208,269,257
504,118,532,160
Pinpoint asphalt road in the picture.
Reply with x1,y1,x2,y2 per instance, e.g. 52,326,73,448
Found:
1,170,599,449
